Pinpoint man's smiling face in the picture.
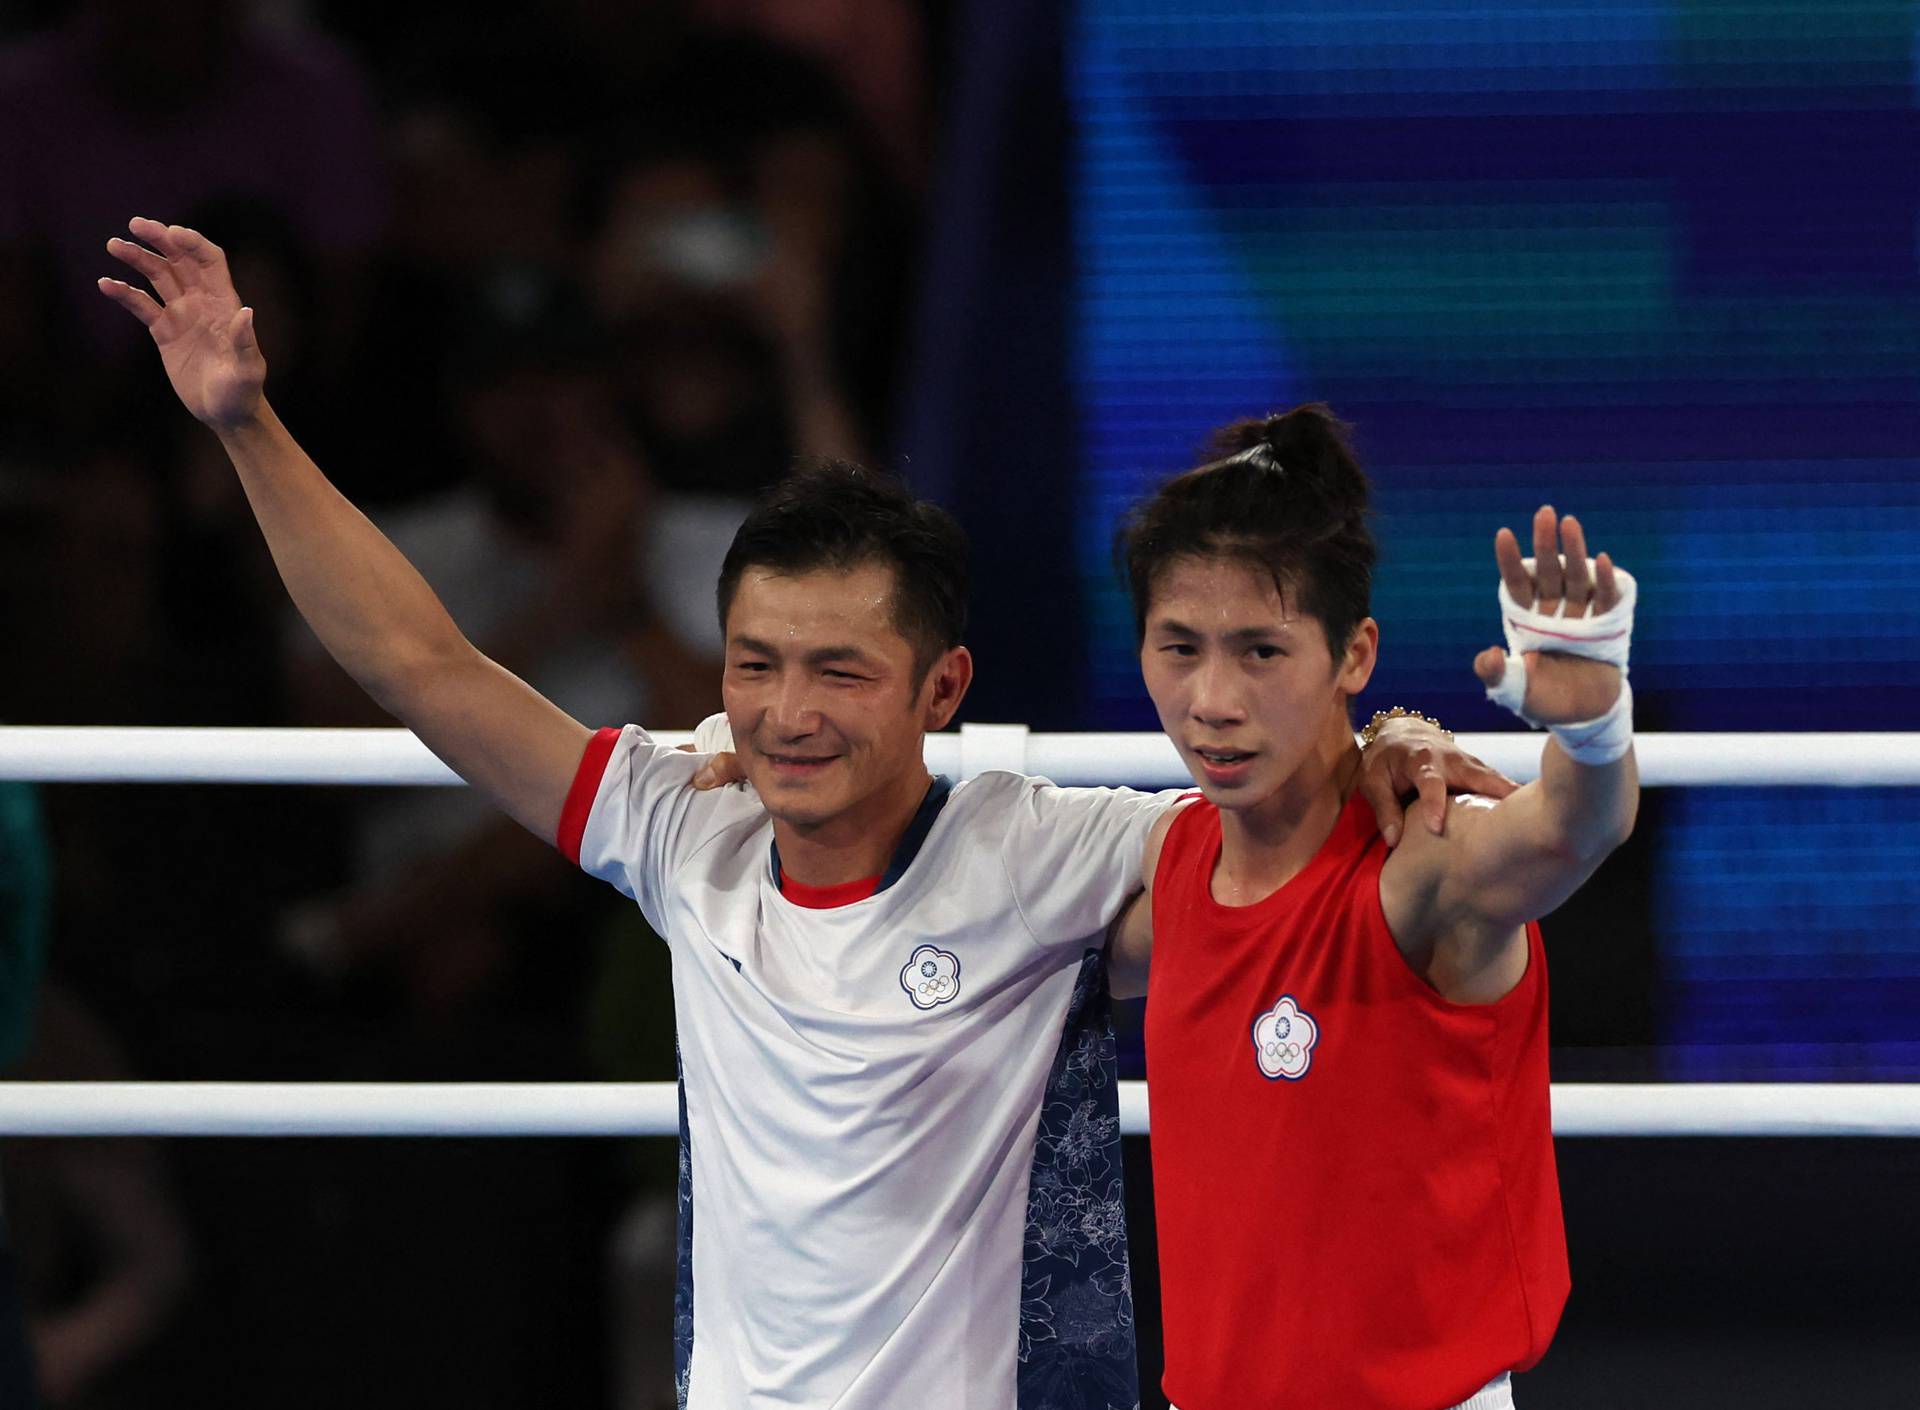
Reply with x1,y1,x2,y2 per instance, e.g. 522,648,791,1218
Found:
722,560,941,834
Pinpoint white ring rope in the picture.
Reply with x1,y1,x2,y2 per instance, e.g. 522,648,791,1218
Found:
2,726,1912,1140
3,726,1920,788
0,1082,1913,1138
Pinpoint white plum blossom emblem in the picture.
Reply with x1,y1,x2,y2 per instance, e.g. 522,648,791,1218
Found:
900,944,961,1010
1252,994,1319,1080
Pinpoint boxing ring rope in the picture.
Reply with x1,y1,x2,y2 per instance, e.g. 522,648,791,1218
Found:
3,725,1916,1140
4,725,1920,788
0,1082,1915,1139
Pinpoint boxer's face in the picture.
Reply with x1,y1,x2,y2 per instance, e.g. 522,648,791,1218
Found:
723,561,971,835
1140,554,1375,813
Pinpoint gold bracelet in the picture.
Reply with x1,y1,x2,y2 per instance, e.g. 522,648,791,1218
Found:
1357,707,1453,750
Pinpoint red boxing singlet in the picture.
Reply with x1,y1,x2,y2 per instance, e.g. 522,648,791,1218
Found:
1145,792,1568,1410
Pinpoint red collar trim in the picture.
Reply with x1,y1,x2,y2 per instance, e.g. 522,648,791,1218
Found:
778,872,884,909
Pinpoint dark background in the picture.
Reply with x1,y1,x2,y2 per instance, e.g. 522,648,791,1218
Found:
0,0,1915,1406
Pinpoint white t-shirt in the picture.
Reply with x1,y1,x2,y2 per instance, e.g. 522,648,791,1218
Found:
566,726,1176,1410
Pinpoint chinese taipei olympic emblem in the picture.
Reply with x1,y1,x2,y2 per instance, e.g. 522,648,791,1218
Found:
1252,994,1319,1080
900,944,961,1010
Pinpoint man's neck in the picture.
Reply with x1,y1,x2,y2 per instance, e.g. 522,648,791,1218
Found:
772,768,936,887
1213,716,1362,906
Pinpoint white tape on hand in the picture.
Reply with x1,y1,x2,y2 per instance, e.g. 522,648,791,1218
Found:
1483,651,1532,717
1498,558,1636,675
1486,557,1638,765
1551,680,1635,766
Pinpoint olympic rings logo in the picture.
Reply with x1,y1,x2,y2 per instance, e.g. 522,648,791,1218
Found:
900,944,962,1010
1251,995,1320,1081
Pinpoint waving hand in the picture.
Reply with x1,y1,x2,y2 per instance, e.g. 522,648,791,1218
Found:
92,214,593,847
97,218,265,430
1473,505,1624,725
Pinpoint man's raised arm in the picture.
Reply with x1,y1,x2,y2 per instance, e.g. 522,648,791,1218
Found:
99,218,590,842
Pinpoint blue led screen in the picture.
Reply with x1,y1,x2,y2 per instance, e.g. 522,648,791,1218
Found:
1070,1,1920,1073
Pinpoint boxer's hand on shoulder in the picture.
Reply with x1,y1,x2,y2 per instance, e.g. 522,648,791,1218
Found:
1474,506,1623,725
1358,718,1517,847
688,749,747,790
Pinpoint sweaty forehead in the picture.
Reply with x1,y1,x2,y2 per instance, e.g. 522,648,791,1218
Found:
1152,555,1298,626
726,563,910,650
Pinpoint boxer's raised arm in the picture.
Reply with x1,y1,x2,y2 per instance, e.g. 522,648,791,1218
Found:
99,218,590,842
1380,507,1639,1003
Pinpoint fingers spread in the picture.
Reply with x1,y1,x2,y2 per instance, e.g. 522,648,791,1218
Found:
1531,505,1563,609
129,217,203,291
1593,551,1621,614
128,217,182,261
169,223,224,268
1559,515,1592,614
1494,527,1533,608
96,277,162,328
106,236,180,300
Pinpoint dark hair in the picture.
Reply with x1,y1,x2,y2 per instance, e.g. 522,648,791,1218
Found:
1118,403,1376,661
717,460,968,678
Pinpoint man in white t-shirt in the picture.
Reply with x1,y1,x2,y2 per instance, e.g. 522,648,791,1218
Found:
555,466,1177,1407
100,219,1503,1409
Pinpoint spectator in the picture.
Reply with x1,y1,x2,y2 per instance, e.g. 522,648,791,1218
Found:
585,131,875,487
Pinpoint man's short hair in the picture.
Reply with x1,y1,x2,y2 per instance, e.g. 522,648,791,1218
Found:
717,460,969,678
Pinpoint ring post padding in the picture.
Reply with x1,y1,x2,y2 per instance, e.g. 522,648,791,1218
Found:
957,723,1031,780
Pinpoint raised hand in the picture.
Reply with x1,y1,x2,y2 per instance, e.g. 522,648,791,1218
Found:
1474,505,1623,725
97,218,265,430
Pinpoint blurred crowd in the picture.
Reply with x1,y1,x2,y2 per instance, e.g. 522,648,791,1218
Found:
0,1,942,1404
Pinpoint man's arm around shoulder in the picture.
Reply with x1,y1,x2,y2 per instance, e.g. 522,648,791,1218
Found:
1107,802,1195,1001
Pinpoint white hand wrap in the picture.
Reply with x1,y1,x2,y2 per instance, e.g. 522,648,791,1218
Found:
1486,557,1637,766
693,711,736,754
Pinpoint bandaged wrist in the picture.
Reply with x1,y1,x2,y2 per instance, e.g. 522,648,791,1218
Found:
1550,679,1634,767
692,712,735,754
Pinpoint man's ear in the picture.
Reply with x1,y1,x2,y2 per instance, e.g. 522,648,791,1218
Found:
922,645,974,731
